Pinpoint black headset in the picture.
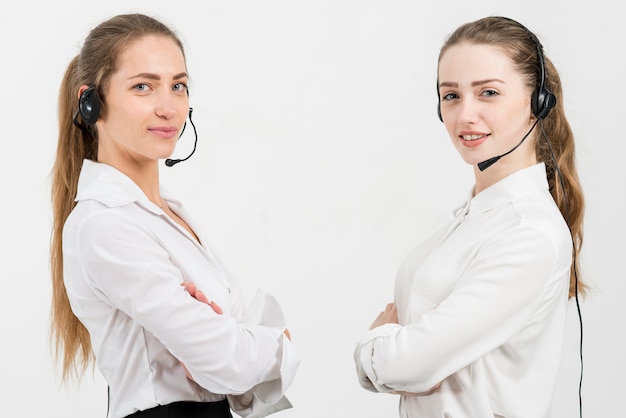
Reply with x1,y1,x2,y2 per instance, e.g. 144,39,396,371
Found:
72,85,101,129
437,17,556,123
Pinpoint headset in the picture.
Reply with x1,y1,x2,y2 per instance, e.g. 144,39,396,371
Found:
72,85,101,129
526,25,557,121
72,85,197,167
437,17,584,417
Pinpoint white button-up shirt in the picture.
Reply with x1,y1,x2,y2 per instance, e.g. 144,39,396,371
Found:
63,160,298,418
355,163,572,417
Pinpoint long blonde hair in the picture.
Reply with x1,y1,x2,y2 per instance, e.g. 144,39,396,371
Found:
438,16,586,298
50,13,186,381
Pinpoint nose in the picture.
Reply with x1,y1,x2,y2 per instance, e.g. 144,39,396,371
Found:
155,105,175,120
155,91,181,120
457,97,480,124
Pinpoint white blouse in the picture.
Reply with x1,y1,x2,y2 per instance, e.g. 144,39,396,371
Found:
63,160,299,418
354,163,572,417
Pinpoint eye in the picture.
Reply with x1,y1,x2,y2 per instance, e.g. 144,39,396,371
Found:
173,82,188,93
481,89,499,97
441,92,459,101
133,83,151,92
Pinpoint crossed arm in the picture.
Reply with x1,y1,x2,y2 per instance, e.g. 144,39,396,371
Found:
179,282,291,381
368,302,441,396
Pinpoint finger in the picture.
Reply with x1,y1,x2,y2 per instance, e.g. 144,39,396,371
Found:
208,301,223,315
181,282,194,295
195,290,209,304
186,282,197,296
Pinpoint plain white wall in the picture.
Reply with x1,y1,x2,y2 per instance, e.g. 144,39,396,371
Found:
1,0,623,416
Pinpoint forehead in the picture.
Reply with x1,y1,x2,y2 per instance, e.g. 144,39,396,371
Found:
115,35,186,76
438,42,517,84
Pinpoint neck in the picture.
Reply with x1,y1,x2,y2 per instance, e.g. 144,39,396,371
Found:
97,155,162,206
474,154,537,195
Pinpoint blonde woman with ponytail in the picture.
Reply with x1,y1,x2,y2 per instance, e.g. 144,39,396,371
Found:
50,13,298,418
355,16,585,417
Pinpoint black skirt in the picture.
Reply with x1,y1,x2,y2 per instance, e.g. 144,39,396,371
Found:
125,399,232,418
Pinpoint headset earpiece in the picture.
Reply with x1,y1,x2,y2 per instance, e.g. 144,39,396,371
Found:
77,85,101,125
436,80,443,122
527,29,556,120
531,80,556,120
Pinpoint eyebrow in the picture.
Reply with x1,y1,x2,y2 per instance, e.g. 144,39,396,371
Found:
128,72,188,81
439,79,505,88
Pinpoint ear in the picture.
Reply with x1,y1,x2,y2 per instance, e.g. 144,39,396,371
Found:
77,84,91,100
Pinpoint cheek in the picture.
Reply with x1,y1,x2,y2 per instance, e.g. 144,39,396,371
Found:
442,120,459,143
177,98,190,120
107,108,133,132
501,98,532,125
102,106,142,141
118,102,149,128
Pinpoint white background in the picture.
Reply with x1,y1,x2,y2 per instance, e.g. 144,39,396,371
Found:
0,1,623,417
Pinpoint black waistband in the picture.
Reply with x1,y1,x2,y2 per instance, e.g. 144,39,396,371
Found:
125,399,232,418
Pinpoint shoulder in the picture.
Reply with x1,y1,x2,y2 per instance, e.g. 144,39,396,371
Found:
510,189,571,247
477,191,573,273
63,201,156,252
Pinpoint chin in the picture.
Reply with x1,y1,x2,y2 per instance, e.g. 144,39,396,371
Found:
458,154,486,167
158,147,178,160
454,146,487,166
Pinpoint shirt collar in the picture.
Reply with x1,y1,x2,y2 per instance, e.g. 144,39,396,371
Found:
75,159,181,213
459,163,549,218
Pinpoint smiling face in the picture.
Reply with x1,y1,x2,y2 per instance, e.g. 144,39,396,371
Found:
94,35,189,169
438,42,537,174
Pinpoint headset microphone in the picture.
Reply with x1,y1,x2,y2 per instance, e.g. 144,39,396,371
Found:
165,108,197,167
477,119,539,171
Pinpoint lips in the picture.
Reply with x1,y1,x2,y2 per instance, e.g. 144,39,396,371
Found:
459,133,489,148
149,127,179,139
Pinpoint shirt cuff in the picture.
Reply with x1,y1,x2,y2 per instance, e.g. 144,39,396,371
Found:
228,290,300,417
354,323,402,393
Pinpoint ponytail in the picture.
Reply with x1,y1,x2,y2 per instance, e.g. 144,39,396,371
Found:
538,57,587,298
50,13,187,381
50,56,96,380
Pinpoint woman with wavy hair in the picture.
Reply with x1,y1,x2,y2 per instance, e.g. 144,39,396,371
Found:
355,16,585,417
50,13,298,418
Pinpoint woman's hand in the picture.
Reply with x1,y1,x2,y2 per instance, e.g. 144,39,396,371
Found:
181,281,222,314
179,282,223,380
369,302,398,330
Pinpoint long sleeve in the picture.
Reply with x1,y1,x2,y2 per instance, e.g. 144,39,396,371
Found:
355,223,568,394
72,208,290,394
